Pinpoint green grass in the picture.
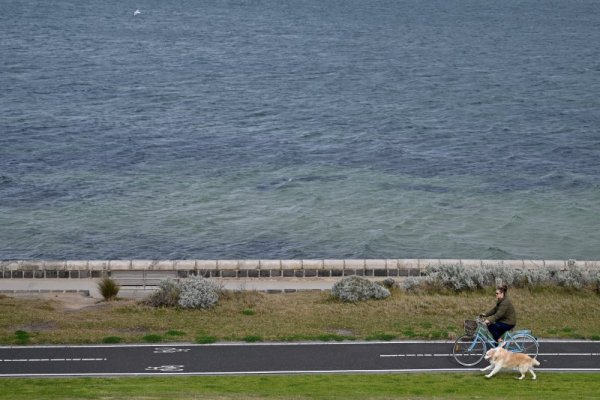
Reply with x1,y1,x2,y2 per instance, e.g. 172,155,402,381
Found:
1,288,599,344
102,336,122,344
196,335,217,344
14,330,30,345
243,335,263,342
142,334,163,343
316,333,354,341
0,373,599,399
365,332,396,341
1,289,598,399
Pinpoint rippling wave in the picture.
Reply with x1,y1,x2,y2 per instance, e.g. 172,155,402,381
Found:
1,0,599,260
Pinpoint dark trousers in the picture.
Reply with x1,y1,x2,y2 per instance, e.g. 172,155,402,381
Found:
488,322,515,342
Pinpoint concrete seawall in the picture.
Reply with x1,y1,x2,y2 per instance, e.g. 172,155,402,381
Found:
1,259,599,279
2,259,599,298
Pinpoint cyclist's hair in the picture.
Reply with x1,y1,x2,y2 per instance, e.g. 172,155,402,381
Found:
496,284,508,294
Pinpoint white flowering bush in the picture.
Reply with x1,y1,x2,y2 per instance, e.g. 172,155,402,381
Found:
331,276,390,302
405,262,600,293
400,277,425,292
425,264,485,291
178,275,222,309
556,263,592,290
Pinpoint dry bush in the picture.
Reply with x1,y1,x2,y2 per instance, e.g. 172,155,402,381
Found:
97,277,120,300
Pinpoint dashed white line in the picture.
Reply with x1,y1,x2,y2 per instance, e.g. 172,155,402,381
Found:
1,358,106,362
538,353,600,356
380,353,600,358
381,354,453,358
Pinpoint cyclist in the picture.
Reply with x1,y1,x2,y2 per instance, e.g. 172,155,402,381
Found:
480,284,516,344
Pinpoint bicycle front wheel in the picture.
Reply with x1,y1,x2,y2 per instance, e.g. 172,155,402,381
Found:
452,335,486,366
507,333,539,358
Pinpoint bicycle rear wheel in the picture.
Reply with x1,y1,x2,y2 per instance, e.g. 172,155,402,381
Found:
507,333,539,358
452,335,486,366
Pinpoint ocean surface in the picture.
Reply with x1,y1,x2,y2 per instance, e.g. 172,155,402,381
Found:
1,0,600,260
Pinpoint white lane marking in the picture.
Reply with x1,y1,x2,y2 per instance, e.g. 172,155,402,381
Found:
538,353,600,356
1,358,106,362
381,354,453,357
381,352,600,357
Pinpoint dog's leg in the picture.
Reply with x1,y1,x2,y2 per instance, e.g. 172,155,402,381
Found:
485,364,502,378
480,363,494,372
530,368,537,380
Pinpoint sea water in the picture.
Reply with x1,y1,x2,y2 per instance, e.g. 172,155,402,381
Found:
1,0,599,260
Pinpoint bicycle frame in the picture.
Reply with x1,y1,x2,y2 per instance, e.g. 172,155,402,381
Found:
469,318,525,350
453,317,539,366
467,320,496,351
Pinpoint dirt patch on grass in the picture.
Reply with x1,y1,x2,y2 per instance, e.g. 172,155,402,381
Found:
19,321,59,332
8,292,126,311
325,328,356,336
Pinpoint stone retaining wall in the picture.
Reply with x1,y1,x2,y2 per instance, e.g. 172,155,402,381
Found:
1,259,598,279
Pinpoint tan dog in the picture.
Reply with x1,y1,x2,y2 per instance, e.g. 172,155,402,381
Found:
480,343,540,380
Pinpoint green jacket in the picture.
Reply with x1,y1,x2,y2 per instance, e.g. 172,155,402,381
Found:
483,296,517,326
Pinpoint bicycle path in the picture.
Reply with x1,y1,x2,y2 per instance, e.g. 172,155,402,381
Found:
1,341,599,377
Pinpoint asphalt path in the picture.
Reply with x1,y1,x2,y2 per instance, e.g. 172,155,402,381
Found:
1,341,599,377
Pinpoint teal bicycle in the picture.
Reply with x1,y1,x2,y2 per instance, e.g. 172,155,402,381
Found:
452,317,539,366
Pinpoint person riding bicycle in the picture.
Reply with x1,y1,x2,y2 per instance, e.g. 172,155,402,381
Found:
480,284,516,343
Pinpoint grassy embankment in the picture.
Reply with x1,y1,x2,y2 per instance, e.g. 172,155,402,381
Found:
1,289,599,399
1,287,599,344
1,373,600,399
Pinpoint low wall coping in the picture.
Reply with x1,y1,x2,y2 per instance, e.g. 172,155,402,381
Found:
1,259,599,272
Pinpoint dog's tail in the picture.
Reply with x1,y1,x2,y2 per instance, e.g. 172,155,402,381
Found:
533,358,540,367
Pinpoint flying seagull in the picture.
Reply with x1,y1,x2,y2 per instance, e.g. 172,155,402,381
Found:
133,9,141,16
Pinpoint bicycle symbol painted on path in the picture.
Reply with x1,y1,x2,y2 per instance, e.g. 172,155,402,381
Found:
153,347,191,354
145,365,185,372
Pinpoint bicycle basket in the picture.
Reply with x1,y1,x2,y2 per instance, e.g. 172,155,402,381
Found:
464,320,478,335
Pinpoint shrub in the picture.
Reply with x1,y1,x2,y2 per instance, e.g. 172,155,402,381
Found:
178,275,221,309
402,262,600,293
400,277,425,292
557,263,592,290
98,277,120,300
381,278,397,289
594,272,600,294
331,276,390,302
143,278,181,307
424,264,488,291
